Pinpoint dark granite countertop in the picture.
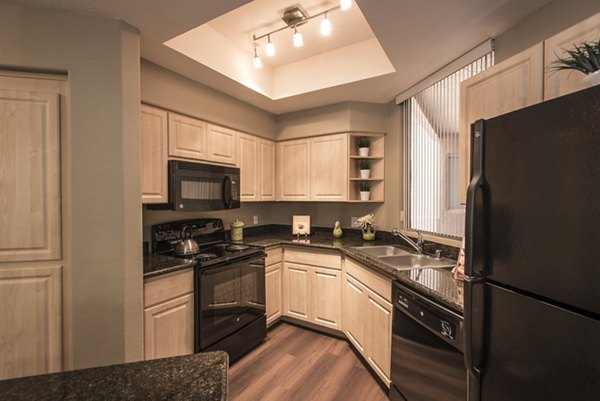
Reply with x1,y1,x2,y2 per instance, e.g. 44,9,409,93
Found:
142,225,464,313
143,253,195,279
0,351,228,401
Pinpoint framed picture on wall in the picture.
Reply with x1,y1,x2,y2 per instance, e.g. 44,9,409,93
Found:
292,215,311,235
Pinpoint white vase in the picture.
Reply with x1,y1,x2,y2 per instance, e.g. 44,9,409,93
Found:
358,147,370,157
582,70,600,87
360,169,371,179
359,191,370,201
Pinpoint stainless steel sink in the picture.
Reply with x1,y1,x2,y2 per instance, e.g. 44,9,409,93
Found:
352,246,413,258
378,254,455,270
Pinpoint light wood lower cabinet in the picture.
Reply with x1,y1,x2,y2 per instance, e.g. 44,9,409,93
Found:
0,265,62,380
343,258,392,386
144,269,194,360
265,247,283,327
282,248,342,330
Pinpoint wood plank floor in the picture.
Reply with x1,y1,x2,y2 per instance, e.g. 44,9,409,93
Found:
228,323,390,401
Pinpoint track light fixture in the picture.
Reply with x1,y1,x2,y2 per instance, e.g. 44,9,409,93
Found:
251,1,353,64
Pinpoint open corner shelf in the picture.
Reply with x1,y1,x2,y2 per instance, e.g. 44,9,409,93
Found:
348,133,385,203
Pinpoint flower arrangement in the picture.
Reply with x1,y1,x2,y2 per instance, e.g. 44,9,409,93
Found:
355,213,376,231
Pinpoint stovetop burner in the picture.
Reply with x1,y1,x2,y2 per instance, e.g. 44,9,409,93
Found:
195,253,217,261
227,245,249,252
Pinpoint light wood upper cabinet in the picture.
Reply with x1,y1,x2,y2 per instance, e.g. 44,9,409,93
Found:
0,78,61,263
0,265,62,380
310,134,348,201
544,13,600,101
459,43,544,203
141,105,168,204
144,269,194,360
207,124,237,165
259,139,276,201
238,133,259,201
168,112,208,160
277,138,311,201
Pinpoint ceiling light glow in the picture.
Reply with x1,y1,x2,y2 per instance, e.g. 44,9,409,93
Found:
340,0,352,10
293,28,303,47
265,35,276,57
253,47,262,69
320,14,331,36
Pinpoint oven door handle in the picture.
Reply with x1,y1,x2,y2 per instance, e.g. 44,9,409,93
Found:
200,256,265,276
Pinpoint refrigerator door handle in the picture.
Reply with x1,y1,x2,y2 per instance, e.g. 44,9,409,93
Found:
465,119,487,278
464,278,484,401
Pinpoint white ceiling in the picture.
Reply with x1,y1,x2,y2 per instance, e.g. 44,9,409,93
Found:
6,0,554,114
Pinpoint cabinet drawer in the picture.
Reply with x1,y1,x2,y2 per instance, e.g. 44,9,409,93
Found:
345,258,391,302
144,268,194,308
265,247,283,266
284,247,341,270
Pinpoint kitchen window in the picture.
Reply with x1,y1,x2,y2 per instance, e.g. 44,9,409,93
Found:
402,52,494,238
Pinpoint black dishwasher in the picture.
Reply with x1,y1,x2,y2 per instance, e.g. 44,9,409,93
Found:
390,280,467,401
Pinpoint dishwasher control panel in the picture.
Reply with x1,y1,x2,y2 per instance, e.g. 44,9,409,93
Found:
394,282,463,349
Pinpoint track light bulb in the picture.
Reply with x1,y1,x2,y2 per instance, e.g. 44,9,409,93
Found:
265,36,276,57
320,14,331,36
340,0,352,10
253,48,262,69
293,28,303,47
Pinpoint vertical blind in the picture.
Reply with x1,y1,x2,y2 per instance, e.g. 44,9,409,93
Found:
403,52,494,238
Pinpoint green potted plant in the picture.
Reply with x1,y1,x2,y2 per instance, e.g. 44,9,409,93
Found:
355,213,376,241
358,137,371,157
549,39,600,87
359,181,370,201
359,159,371,179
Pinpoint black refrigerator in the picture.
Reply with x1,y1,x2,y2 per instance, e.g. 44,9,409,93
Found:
464,84,600,401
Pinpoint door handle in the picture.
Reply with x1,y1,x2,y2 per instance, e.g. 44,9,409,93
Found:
465,120,487,278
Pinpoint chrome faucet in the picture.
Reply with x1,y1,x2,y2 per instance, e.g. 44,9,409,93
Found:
391,228,424,254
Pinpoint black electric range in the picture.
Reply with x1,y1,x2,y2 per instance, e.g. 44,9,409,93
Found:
151,218,266,362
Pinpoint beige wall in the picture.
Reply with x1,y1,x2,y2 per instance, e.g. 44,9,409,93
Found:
141,60,276,139
494,0,600,63
0,4,143,369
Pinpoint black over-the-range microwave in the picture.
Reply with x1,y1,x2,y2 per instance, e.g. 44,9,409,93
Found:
148,160,240,211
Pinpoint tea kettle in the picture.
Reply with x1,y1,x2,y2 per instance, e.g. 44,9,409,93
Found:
175,226,200,256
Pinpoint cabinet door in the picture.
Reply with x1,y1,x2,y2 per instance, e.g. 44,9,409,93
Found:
141,105,168,204
144,292,194,360
265,262,282,327
207,124,237,165
0,78,61,262
310,134,348,201
544,13,600,101
0,265,62,380
312,266,342,329
277,139,311,201
168,112,207,160
343,273,367,353
238,133,259,202
259,139,276,201
365,288,393,385
459,43,543,203
282,262,310,321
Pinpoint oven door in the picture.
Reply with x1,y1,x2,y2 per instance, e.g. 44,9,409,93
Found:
170,160,240,211
197,255,265,350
